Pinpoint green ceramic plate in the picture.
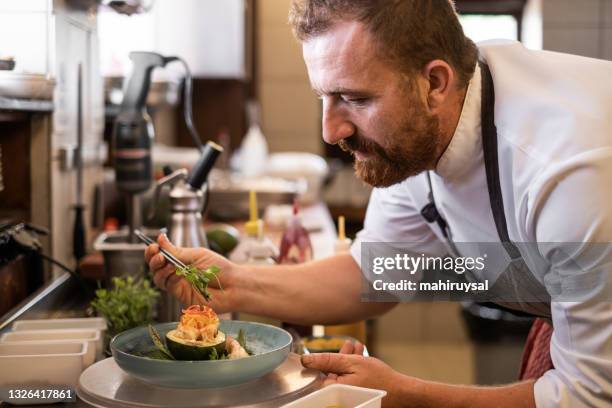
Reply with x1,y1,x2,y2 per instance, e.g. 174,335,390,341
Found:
111,321,292,388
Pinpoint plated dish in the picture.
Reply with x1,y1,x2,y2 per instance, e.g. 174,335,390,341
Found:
152,305,250,361
110,306,292,388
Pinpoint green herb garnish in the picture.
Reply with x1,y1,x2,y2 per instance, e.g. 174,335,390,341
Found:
148,325,175,360
175,264,222,301
137,349,174,360
208,347,228,360
91,276,159,338
237,329,252,355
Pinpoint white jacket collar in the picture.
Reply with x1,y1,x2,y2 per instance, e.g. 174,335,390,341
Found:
435,63,482,181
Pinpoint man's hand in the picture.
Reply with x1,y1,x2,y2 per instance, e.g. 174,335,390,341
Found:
301,340,537,408
144,234,239,311
301,340,410,407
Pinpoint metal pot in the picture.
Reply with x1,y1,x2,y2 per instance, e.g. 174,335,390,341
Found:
93,229,158,283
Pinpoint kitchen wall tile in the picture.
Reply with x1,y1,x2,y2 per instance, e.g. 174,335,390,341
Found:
260,80,320,133
426,343,476,384
376,342,475,384
376,342,437,379
375,303,425,342
421,302,470,342
542,0,601,27
259,25,307,80
258,0,321,156
603,0,612,27
472,342,525,384
259,0,292,25
602,29,612,60
543,28,601,58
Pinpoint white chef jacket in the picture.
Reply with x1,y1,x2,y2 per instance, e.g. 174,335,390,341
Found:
351,40,612,407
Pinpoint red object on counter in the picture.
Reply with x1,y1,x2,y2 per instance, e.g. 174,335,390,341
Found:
278,201,314,337
103,217,119,232
278,201,313,264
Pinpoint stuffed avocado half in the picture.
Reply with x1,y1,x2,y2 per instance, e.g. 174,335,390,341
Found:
161,305,249,361
166,329,226,360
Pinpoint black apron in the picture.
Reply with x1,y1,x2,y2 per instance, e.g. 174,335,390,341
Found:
422,61,552,319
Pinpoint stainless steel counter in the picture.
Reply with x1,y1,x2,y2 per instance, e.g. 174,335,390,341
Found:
0,272,94,335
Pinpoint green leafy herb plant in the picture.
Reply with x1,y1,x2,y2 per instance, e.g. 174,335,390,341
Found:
91,276,160,338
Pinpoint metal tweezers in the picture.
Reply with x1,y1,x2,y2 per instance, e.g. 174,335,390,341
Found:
134,229,187,270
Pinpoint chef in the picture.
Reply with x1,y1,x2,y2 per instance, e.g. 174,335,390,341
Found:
146,0,612,406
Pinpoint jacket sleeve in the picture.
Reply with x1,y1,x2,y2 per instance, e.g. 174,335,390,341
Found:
529,150,612,407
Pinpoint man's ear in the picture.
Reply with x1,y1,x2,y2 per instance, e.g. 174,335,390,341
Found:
421,60,455,112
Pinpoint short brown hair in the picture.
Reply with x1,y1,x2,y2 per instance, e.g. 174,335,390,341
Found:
289,0,478,87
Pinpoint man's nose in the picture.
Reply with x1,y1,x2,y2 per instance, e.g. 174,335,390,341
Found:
322,104,355,145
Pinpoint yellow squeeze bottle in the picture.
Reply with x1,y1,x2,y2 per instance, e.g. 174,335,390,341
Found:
334,216,352,253
323,215,367,343
229,190,278,264
245,190,260,238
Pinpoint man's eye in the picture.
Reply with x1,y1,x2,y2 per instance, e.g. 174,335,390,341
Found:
342,96,369,106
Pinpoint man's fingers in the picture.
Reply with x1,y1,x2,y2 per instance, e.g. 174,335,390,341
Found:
144,243,159,263
157,234,203,265
149,252,168,271
153,265,175,290
301,353,354,374
339,340,354,355
323,373,339,387
338,340,365,356
157,234,178,255
354,341,365,356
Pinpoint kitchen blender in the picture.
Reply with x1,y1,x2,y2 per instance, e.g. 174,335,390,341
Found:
95,51,210,283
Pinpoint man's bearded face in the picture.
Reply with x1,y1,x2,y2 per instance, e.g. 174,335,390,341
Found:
337,94,440,187
302,21,443,188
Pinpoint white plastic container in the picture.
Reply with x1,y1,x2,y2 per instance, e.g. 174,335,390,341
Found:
12,317,106,335
283,384,387,408
0,342,88,388
265,152,329,205
0,329,101,366
239,124,269,177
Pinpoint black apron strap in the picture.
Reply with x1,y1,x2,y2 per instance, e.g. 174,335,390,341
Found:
422,61,521,260
420,62,550,318
479,61,522,261
479,61,551,318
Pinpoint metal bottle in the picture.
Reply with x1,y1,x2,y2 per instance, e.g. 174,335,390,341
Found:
151,141,223,320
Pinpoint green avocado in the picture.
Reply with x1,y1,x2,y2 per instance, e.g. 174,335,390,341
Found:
206,226,239,255
165,330,226,360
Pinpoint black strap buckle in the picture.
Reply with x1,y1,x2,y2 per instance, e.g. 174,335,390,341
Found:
420,202,439,223
420,201,449,233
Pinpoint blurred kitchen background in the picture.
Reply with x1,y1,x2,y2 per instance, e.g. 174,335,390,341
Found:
1,0,611,386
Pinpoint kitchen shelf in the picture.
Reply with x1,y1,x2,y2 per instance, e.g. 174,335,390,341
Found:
0,96,53,113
